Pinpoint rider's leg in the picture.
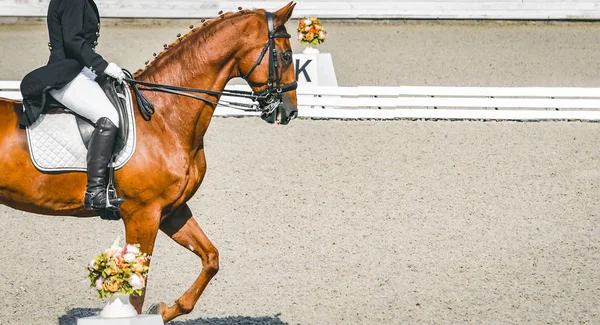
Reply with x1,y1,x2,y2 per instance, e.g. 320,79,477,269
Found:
83,117,123,210
49,68,120,125
48,68,123,211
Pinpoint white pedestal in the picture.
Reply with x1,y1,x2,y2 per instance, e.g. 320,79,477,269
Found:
99,294,138,319
77,315,163,325
294,51,338,87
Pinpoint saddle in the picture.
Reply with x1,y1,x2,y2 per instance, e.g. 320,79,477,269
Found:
43,75,130,154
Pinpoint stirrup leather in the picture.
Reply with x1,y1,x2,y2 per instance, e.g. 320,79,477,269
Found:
106,156,124,210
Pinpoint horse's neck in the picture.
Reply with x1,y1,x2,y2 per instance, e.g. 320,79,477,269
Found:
134,21,245,150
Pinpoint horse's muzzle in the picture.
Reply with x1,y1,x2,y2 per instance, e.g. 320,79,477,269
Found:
261,101,297,125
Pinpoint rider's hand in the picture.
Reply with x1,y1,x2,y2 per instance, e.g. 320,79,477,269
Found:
103,62,126,83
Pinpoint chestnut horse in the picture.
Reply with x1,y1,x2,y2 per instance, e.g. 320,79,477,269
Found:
0,2,297,323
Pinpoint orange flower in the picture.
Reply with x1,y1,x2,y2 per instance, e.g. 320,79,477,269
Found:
305,33,314,41
114,255,127,269
132,263,144,273
103,277,119,292
132,262,145,273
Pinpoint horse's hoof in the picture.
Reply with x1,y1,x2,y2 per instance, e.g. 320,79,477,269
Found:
145,302,167,315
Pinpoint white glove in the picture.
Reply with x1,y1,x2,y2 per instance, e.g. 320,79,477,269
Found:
103,62,126,83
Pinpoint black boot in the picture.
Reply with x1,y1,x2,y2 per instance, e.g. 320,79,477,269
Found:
84,117,124,213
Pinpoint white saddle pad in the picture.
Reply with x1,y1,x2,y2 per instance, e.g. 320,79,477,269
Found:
25,85,136,172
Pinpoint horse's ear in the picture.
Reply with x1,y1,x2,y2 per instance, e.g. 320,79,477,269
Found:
273,1,296,27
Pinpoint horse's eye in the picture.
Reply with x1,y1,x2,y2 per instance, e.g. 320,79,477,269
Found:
281,52,292,63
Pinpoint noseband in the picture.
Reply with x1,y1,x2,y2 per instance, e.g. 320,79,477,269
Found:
124,11,297,121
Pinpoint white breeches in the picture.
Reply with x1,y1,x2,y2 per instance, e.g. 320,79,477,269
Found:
49,68,119,126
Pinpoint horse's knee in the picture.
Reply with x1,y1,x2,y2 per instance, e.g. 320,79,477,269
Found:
204,249,219,277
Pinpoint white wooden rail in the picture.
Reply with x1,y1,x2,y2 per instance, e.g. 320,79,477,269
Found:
2,0,600,20
3,81,600,121
227,1,600,20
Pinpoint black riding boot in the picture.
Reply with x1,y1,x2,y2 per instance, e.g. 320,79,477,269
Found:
84,117,124,212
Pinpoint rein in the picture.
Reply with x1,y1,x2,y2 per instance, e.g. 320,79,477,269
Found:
124,11,297,121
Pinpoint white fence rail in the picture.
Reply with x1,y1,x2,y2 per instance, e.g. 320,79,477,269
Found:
1,0,600,20
3,81,600,121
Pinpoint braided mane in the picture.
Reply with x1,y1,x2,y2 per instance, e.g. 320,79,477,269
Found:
133,8,259,77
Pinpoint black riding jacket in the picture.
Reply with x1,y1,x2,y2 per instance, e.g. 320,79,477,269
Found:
20,0,109,127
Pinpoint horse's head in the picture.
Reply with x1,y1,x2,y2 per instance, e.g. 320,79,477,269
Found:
239,2,298,125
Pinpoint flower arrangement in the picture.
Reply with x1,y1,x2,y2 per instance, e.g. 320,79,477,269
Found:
87,241,150,299
297,17,327,47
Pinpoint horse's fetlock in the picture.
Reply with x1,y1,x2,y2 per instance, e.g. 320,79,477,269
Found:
175,299,195,315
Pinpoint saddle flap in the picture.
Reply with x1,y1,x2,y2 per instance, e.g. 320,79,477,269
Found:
96,76,129,153
76,116,95,148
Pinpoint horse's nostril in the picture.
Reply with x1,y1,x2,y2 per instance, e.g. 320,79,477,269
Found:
290,110,298,120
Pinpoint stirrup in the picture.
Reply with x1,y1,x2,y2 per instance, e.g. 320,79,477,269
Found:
84,189,123,221
100,157,123,221
105,184,124,209
84,189,123,210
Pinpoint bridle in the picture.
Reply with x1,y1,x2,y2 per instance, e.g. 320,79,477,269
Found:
242,12,298,116
124,11,297,121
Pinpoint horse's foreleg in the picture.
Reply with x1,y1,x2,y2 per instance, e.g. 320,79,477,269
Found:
158,203,219,322
123,210,161,314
